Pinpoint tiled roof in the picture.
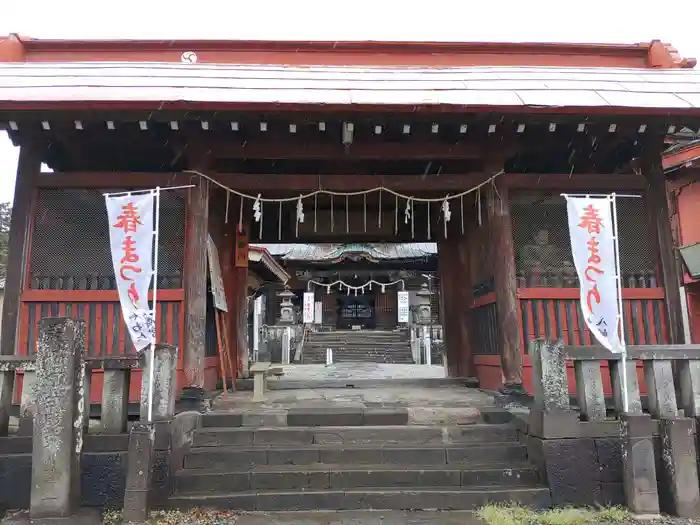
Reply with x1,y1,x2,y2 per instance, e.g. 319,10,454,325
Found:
0,62,699,109
254,243,437,261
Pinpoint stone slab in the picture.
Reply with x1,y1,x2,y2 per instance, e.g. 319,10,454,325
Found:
362,408,409,426
1,508,102,524
287,407,363,427
242,410,287,427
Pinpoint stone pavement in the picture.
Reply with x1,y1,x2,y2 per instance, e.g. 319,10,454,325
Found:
216,363,495,425
2,509,482,524
234,510,482,524
279,363,447,381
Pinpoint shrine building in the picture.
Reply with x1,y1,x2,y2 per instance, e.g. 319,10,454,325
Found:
0,35,699,403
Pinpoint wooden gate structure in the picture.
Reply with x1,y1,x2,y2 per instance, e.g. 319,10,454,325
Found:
0,35,699,398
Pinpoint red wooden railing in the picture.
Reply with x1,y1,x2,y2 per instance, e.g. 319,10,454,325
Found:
471,288,669,356
18,289,185,357
517,288,669,351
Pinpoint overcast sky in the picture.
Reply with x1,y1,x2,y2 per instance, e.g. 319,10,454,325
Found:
1,0,699,204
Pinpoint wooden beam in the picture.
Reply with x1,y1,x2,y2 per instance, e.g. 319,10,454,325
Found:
33,171,188,188
201,138,490,160
30,171,650,192
643,136,685,344
504,173,647,190
183,175,210,390
217,173,494,192
487,177,523,390
1,143,40,355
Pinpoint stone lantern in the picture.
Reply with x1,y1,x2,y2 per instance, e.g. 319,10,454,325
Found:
415,283,433,325
277,286,296,325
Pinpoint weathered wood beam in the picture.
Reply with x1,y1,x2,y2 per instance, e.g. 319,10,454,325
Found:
1,143,40,355
183,173,210,392
504,173,647,190
487,175,523,390
643,135,685,344
191,138,492,160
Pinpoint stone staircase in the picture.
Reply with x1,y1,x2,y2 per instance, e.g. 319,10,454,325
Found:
302,330,414,364
169,414,551,511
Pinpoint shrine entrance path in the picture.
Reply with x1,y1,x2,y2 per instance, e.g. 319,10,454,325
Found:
215,364,497,425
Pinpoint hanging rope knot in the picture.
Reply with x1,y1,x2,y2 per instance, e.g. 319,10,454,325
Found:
404,198,412,224
253,194,262,222
296,194,305,224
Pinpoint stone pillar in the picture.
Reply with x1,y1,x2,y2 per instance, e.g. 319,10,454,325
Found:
140,344,178,421
2,143,41,356
620,413,660,516
122,422,155,523
18,370,36,435
30,318,85,519
0,370,14,435
437,243,459,377
658,417,700,517
183,177,209,400
487,178,523,390
101,368,131,433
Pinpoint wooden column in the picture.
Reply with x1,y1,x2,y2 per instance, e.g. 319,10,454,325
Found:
230,262,249,377
1,143,40,355
438,241,460,377
183,177,209,390
438,230,474,378
219,225,239,381
487,178,523,389
644,139,684,344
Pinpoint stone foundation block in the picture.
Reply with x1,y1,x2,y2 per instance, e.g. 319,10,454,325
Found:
658,417,700,517
621,413,660,516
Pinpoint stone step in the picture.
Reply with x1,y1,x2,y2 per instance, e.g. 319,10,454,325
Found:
184,442,527,469
168,486,552,511
192,425,517,448
303,356,414,363
174,463,540,494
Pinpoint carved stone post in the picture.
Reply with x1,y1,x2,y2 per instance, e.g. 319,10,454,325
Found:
416,283,433,365
30,318,85,519
621,413,660,516
140,344,178,421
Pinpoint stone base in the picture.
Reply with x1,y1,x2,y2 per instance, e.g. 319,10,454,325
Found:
2,508,102,524
178,387,208,413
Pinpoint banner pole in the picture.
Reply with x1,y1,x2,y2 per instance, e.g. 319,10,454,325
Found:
611,193,629,413
147,187,161,423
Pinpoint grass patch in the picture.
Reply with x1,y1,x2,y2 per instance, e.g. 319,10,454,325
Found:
102,508,240,525
476,504,631,525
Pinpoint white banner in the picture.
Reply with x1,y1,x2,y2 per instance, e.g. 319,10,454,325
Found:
303,292,315,324
106,192,156,352
565,196,621,351
397,291,410,323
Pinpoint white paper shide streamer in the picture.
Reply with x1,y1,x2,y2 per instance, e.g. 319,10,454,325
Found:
105,191,156,351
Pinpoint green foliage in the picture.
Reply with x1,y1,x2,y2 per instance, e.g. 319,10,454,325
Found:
476,504,631,525
0,202,10,280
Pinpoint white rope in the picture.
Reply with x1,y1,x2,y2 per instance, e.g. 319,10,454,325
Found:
307,278,406,293
183,169,505,203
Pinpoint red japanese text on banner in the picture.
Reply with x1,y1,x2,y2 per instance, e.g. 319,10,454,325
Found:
105,192,156,352
565,196,621,352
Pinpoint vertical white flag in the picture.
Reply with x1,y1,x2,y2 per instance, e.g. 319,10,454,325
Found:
105,192,156,352
565,196,621,351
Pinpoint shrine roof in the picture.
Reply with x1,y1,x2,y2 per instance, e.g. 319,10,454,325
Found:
255,243,438,262
0,62,699,114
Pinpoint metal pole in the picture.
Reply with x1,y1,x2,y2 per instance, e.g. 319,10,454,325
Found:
103,184,194,197
147,187,161,423
610,193,629,413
